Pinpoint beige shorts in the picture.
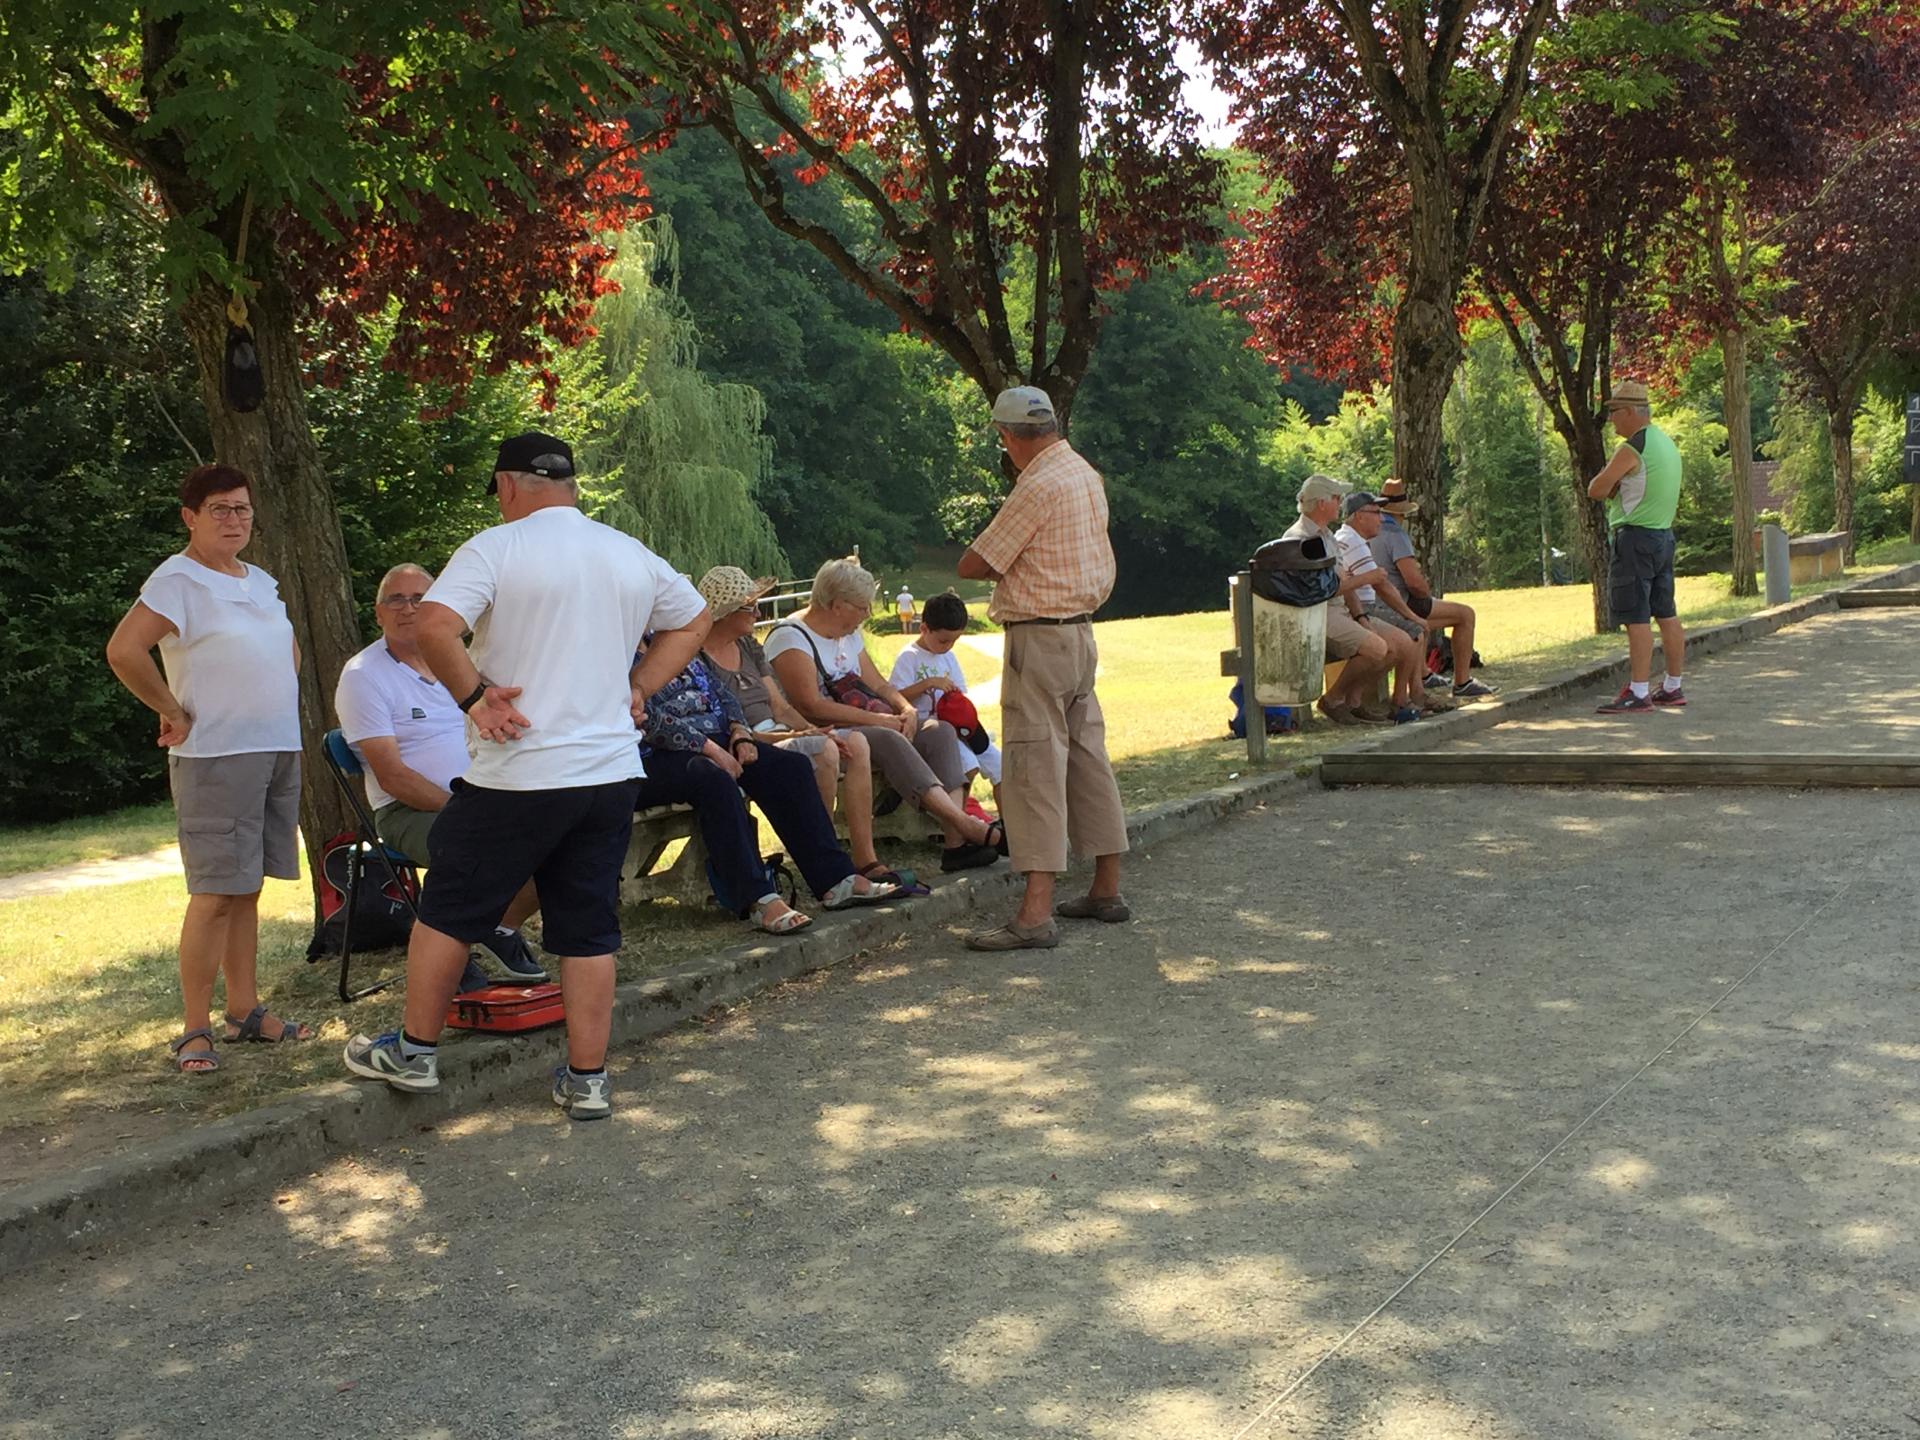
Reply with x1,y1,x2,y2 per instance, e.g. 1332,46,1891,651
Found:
776,734,832,759
168,751,301,895
1325,606,1374,661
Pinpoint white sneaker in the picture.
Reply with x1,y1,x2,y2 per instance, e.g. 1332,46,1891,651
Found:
552,1066,611,1121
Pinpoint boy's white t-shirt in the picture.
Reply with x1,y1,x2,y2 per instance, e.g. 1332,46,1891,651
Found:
762,617,866,683
887,641,967,721
138,555,301,758
333,639,472,811
425,506,706,791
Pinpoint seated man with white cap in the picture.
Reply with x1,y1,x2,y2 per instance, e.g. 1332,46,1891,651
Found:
1280,474,1393,726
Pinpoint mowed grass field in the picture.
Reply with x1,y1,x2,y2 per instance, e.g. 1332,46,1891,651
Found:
3,550,1913,1141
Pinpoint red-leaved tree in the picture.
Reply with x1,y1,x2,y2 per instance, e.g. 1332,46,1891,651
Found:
1201,0,1558,580
664,0,1221,429
4,2,696,873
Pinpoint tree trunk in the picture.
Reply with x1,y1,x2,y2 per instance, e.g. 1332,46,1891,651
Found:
1721,324,1759,596
1911,481,1920,545
1547,411,1615,633
1828,401,1857,563
1393,171,1463,588
179,254,360,900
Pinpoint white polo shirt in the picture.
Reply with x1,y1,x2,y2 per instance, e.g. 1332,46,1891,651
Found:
138,555,300,758
425,506,707,791
333,640,472,811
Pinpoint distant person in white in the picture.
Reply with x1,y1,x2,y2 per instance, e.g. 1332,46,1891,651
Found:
895,586,916,634
344,432,710,1120
332,562,545,986
106,463,312,1075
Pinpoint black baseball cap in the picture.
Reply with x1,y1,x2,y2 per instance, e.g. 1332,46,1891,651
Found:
489,432,575,494
1343,491,1385,516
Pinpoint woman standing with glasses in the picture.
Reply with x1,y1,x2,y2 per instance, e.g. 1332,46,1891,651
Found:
106,464,312,1074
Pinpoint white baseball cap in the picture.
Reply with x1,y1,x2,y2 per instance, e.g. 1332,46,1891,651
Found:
990,386,1057,425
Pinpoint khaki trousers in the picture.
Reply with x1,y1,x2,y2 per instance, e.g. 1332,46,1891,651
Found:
1000,624,1130,875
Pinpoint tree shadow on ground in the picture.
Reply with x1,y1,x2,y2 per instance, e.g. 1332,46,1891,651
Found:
1,787,1916,1440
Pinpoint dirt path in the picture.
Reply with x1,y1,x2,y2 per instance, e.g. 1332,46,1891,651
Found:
4,776,1914,1439
0,845,182,902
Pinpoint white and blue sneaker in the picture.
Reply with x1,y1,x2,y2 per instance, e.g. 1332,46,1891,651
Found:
343,1032,439,1093
552,1066,611,1121
474,928,548,984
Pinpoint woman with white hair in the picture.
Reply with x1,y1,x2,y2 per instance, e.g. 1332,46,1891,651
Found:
766,557,1004,873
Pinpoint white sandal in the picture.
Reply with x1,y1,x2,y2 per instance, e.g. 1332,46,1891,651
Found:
821,875,901,910
750,895,812,935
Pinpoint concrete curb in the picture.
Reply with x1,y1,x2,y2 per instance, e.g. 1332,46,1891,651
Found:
1320,560,1920,767
0,762,1315,1278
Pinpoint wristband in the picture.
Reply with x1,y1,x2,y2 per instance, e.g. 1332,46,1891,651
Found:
457,682,487,713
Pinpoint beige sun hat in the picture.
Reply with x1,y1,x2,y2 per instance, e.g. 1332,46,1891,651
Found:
1379,477,1422,516
696,566,776,618
1605,380,1652,408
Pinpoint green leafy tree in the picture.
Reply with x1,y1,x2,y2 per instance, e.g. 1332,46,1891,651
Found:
1,0,699,863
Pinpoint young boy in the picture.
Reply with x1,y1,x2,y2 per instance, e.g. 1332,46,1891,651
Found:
888,591,1002,810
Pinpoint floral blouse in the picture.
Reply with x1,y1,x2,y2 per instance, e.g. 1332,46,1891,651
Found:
641,658,749,753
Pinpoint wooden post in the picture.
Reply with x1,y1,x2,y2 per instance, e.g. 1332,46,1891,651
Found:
1231,571,1266,763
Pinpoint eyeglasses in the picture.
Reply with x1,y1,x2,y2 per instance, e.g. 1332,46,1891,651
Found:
203,504,254,521
378,593,428,609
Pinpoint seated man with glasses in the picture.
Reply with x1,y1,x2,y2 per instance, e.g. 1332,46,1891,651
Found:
333,563,545,985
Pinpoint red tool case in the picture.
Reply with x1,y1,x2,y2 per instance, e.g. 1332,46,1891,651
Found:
445,983,566,1033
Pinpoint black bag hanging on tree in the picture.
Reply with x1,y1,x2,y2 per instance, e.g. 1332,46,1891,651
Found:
221,187,264,413
223,295,264,413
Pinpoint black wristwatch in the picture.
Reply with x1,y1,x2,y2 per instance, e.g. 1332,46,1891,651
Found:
457,682,488,713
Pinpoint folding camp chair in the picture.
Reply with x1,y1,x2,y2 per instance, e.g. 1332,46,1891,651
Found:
318,728,418,1001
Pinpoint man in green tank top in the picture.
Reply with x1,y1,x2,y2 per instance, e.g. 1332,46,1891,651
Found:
1586,380,1686,714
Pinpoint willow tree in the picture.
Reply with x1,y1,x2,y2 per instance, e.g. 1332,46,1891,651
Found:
583,221,788,580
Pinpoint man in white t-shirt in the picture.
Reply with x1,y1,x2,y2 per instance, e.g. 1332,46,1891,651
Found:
334,561,546,986
887,591,1002,805
1333,492,1430,724
344,432,711,1120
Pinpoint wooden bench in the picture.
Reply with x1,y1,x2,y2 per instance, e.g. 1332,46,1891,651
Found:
620,804,708,907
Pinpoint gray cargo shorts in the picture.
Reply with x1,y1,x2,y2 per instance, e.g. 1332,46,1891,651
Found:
168,751,301,895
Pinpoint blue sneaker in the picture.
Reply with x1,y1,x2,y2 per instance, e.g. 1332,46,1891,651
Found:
474,929,548,984
343,1031,439,1093
552,1066,612,1121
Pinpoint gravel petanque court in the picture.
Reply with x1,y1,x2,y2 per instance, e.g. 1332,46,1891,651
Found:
1,775,1915,1439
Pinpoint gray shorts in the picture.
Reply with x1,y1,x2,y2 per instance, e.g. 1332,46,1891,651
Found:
1365,600,1424,642
776,734,832,760
374,801,438,868
168,751,301,895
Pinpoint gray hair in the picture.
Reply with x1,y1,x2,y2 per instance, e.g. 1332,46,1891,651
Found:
810,555,878,610
499,470,579,496
377,562,433,600
997,419,1061,442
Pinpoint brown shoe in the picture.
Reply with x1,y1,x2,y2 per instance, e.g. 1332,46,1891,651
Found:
1316,698,1360,726
1353,703,1399,723
1056,894,1131,923
965,919,1061,951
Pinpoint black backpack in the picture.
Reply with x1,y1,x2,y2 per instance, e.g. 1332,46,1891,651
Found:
306,832,417,959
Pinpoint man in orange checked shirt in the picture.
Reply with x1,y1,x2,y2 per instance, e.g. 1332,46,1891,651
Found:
958,387,1129,950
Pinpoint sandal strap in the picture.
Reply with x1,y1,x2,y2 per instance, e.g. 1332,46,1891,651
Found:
226,1004,268,1040
169,1027,217,1054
